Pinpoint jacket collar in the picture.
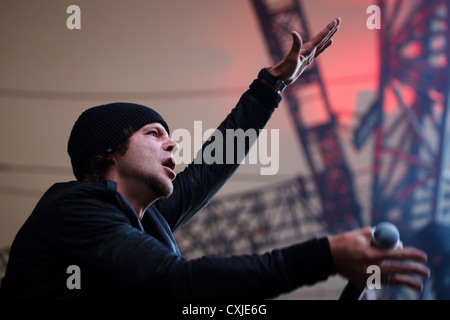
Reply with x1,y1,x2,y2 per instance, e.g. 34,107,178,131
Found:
104,180,145,232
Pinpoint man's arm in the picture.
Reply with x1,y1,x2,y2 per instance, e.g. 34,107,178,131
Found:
158,79,280,231
57,190,336,299
154,18,342,231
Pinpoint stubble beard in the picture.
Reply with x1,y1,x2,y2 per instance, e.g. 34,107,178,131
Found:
145,173,174,199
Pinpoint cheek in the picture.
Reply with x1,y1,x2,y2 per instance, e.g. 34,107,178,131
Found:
117,136,162,167
121,143,159,169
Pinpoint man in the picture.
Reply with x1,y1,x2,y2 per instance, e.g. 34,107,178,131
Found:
0,18,429,299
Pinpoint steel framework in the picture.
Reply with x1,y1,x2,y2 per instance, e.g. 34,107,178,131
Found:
175,176,328,258
361,0,450,234
353,0,450,299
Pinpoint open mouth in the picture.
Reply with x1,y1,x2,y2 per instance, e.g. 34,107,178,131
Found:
162,157,176,179
162,157,176,171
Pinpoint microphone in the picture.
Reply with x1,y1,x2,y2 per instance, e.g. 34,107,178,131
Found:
338,222,400,300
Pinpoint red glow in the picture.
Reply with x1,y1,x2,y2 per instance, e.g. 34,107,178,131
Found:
401,41,423,59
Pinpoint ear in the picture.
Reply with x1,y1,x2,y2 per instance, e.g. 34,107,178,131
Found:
98,153,118,182
105,152,118,166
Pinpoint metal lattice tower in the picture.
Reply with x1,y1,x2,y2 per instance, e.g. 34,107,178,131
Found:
175,176,329,258
352,0,450,299
354,0,450,238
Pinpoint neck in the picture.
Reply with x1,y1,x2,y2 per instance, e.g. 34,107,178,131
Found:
107,175,158,221
118,185,156,220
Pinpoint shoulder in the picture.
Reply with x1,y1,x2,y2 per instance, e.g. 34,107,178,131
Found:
45,180,135,224
51,180,117,198
42,180,119,207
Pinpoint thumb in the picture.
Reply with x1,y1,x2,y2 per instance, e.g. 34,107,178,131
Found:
289,31,303,57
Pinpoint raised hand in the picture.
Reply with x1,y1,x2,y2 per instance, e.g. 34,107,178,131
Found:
269,17,341,86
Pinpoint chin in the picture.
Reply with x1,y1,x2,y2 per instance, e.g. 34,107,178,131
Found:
160,184,174,198
149,177,174,199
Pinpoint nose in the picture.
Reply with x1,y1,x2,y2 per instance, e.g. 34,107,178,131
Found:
164,137,179,153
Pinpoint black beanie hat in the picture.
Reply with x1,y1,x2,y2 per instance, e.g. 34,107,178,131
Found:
67,102,169,181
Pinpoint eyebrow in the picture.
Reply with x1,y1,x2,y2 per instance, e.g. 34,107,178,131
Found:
142,123,169,136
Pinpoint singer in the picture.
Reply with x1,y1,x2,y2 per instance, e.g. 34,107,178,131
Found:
0,18,429,299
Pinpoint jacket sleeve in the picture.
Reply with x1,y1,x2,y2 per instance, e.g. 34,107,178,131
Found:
56,191,336,299
154,79,282,231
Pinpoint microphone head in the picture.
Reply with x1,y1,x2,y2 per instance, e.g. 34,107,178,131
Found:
371,222,400,249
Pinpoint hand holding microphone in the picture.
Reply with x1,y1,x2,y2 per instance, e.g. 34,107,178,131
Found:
328,222,430,300
339,222,400,300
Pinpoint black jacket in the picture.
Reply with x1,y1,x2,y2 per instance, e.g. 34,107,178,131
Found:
0,80,336,299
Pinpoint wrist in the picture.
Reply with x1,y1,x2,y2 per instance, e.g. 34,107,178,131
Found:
266,66,283,79
257,67,287,93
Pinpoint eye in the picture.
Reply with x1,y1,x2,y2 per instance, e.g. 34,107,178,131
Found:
147,130,158,137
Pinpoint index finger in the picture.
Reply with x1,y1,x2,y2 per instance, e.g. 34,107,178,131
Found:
300,17,341,57
314,17,341,49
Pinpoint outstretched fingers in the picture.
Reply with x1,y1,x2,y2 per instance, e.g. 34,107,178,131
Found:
315,39,333,58
316,17,341,50
301,17,341,58
270,17,341,85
